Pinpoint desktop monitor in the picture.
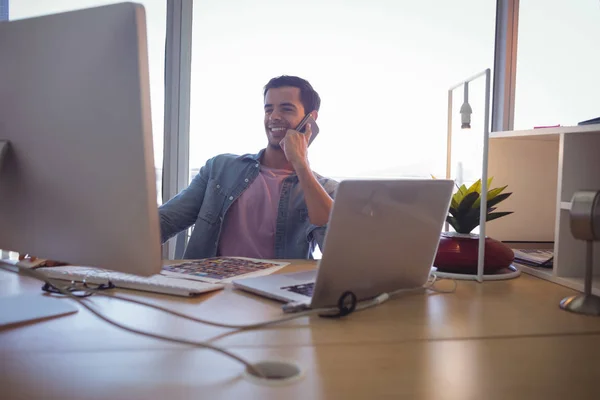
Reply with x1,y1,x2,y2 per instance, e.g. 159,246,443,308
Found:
0,2,162,276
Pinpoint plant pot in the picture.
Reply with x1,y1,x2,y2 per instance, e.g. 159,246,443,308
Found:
433,232,515,274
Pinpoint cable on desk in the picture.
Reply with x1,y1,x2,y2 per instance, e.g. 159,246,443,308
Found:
27,268,455,331
318,291,357,318
87,274,454,328
1,265,371,376
0,264,266,378
1,264,457,378
423,274,458,294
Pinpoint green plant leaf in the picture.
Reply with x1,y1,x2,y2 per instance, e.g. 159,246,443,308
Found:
458,207,484,232
459,219,480,234
486,192,512,208
444,172,512,232
456,192,480,217
488,185,507,199
473,187,510,208
485,177,493,191
450,197,459,209
466,179,482,195
454,208,481,233
485,211,514,222
446,216,460,232
453,184,469,204
465,177,492,194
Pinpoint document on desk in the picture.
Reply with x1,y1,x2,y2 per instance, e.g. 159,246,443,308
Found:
160,257,289,284
513,249,554,268
0,293,78,329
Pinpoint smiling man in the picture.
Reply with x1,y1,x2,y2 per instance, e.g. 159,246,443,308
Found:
158,75,338,260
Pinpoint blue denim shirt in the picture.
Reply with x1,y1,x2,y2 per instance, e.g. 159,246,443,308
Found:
158,150,338,259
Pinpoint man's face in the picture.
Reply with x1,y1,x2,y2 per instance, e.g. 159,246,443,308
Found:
264,86,306,149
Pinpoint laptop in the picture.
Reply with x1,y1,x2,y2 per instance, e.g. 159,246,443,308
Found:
232,179,454,309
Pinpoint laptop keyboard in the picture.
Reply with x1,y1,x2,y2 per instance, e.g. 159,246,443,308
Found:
281,282,315,297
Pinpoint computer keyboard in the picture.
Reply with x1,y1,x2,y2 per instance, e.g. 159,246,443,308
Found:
38,266,224,297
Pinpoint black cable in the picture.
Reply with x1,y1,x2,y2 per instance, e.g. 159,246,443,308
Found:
319,291,357,318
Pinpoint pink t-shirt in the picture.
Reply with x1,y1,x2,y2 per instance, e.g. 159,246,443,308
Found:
217,165,293,258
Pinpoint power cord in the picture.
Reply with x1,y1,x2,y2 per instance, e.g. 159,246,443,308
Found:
0,263,456,378
1,264,367,377
1,263,266,377
424,273,458,294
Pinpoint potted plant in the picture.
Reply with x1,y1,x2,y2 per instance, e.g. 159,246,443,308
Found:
433,177,516,274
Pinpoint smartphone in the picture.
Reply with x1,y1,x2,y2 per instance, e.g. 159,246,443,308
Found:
295,113,320,145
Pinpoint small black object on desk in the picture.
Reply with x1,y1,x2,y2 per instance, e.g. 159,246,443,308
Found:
578,116,600,126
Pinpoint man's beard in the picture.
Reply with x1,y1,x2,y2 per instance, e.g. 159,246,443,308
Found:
266,131,283,150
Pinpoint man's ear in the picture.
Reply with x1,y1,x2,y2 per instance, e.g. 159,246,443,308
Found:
310,110,318,121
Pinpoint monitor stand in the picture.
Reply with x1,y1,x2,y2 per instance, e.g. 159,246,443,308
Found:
0,145,78,327
0,261,79,328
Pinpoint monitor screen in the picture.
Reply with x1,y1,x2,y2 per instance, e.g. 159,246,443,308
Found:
0,3,161,276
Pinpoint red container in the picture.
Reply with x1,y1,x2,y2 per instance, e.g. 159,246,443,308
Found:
434,233,515,274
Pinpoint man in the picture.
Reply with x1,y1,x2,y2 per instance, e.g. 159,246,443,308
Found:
159,75,338,259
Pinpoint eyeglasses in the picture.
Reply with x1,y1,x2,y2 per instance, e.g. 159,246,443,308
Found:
42,280,116,298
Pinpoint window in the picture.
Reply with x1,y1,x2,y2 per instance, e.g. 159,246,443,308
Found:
0,0,7,20
10,0,167,204
513,0,600,129
189,0,497,181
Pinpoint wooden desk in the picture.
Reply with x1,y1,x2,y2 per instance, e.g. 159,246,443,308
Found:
2,260,600,399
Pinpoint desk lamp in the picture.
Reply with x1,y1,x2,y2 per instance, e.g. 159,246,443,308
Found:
445,69,491,282
560,190,600,315
459,82,472,129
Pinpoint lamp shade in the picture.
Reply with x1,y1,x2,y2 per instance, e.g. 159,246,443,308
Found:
460,102,472,129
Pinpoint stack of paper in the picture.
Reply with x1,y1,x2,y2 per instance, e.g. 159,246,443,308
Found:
513,249,554,268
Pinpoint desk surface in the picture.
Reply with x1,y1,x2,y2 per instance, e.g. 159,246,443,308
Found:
2,260,600,399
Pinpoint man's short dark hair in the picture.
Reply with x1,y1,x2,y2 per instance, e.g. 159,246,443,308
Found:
263,75,321,113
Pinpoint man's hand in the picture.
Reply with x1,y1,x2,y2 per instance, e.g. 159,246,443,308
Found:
280,122,312,169
279,122,333,226
18,254,68,267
